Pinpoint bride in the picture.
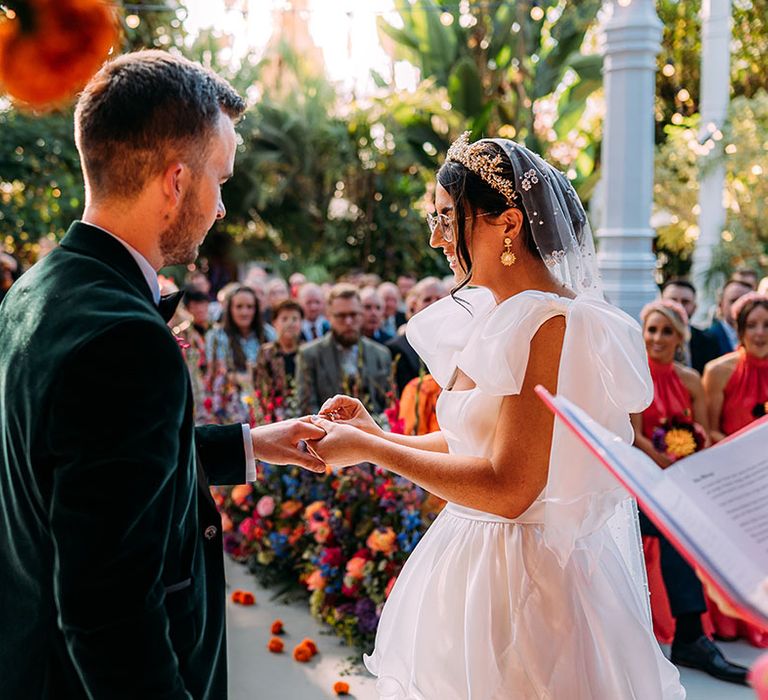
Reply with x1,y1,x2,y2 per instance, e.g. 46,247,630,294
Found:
308,133,685,699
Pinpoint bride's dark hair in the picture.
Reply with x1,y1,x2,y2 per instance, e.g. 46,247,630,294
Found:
436,141,537,297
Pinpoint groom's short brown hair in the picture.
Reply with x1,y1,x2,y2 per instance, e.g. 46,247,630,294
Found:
75,50,245,200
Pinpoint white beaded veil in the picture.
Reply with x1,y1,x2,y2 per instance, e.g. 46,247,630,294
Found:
486,137,602,297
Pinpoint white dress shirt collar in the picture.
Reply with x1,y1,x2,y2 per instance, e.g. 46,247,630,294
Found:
83,221,161,304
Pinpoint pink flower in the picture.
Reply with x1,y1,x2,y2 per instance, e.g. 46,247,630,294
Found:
238,517,255,538
320,547,343,568
256,495,276,518
306,569,326,591
346,556,368,580
313,524,332,544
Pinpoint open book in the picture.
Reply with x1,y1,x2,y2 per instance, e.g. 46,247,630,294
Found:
535,385,768,633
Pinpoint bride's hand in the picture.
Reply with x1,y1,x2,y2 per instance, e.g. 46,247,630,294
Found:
318,395,383,436
306,416,375,468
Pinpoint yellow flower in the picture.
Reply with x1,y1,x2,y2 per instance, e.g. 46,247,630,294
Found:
665,428,696,458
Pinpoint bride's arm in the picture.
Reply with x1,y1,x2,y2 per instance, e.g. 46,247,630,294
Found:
312,395,448,453
311,318,564,519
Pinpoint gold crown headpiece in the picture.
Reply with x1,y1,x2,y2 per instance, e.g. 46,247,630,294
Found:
446,131,518,206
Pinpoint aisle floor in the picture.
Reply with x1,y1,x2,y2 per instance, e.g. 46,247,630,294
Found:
225,557,762,699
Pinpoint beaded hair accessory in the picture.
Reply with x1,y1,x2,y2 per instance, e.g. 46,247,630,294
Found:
446,131,518,205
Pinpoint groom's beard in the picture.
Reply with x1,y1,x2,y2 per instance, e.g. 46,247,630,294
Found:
160,187,204,266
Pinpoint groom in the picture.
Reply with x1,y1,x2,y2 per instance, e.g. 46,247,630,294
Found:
0,51,325,699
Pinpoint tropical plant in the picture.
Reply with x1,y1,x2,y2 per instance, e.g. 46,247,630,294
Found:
375,0,603,194
653,90,768,281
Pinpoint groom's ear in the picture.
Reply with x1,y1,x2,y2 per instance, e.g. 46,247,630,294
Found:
160,161,189,210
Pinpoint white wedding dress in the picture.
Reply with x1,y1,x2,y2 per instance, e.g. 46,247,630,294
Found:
363,288,685,699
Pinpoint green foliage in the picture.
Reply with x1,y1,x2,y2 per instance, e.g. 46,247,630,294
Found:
375,0,603,194
655,0,768,137
654,90,768,281
0,106,82,257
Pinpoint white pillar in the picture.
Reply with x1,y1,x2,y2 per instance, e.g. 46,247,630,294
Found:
596,0,662,321
690,0,731,323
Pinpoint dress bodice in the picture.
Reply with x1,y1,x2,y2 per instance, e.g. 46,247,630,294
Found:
641,358,694,440
406,286,653,561
722,348,768,435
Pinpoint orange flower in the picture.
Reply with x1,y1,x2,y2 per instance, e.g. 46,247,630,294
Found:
267,637,284,653
366,527,398,556
221,512,233,533
230,484,253,507
280,499,304,518
305,569,326,591
300,638,318,656
333,681,350,695
305,500,329,521
271,619,284,635
231,589,255,605
345,556,368,580
0,0,119,109
293,644,312,663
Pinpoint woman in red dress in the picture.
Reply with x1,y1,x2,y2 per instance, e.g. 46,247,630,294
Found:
631,301,747,683
702,292,768,645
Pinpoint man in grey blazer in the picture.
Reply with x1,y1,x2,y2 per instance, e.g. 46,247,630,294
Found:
297,284,393,415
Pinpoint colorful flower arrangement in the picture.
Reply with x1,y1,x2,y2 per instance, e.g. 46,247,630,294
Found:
215,459,439,652
651,413,707,461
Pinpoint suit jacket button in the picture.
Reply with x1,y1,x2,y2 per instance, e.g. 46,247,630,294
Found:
204,525,217,540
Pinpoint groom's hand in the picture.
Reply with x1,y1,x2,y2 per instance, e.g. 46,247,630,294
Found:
250,419,327,473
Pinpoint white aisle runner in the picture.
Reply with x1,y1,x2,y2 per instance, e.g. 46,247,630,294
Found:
225,556,378,700
225,555,760,699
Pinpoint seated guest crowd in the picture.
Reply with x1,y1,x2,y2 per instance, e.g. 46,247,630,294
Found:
633,270,768,685
172,270,450,432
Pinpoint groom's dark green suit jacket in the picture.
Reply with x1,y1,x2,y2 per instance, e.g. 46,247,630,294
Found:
0,222,246,699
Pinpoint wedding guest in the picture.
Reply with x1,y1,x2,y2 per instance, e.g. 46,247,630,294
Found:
661,278,720,374
253,299,303,422
387,277,447,396
206,286,263,424
708,279,753,356
758,276,768,296
289,271,307,296
732,266,759,290
264,277,289,324
179,289,210,423
703,292,768,645
398,372,441,436
396,273,417,304
704,292,768,442
360,286,393,345
296,283,391,415
298,282,330,342
628,301,745,681
378,281,406,336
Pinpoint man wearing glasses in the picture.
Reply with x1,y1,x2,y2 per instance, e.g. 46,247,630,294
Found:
296,283,393,415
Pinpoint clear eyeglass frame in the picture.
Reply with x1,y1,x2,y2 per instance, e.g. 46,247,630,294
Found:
426,211,498,243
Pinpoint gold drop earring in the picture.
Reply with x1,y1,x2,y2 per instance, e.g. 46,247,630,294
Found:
501,237,516,266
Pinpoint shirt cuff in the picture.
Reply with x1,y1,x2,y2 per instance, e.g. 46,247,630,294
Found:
242,423,256,482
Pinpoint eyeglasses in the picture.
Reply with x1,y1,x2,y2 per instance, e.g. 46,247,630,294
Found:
426,211,498,243
331,312,361,321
